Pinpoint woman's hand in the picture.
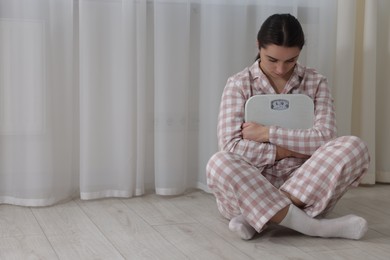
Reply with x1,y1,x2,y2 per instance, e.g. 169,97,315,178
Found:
241,122,310,161
276,145,310,160
241,122,270,143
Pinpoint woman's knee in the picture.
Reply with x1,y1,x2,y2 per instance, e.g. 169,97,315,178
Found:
323,136,370,173
206,151,234,181
206,151,251,188
335,136,370,162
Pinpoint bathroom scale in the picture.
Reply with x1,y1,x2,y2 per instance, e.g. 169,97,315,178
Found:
244,94,314,129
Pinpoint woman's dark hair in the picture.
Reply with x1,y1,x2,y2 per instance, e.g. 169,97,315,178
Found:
255,14,305,60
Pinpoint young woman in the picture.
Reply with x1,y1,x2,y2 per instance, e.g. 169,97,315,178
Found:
206,13,370,240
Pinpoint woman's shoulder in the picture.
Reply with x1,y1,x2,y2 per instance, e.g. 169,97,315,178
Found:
223,66,257,100
295,64,330,96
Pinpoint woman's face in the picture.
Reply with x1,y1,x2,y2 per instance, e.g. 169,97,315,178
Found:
258,44,301,81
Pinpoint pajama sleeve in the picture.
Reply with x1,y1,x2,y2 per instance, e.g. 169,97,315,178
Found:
268,77,337,155
217,77,276,167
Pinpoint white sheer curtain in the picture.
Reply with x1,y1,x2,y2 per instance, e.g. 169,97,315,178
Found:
375,0,390,183
0,0,77,205
334,0,390,184
0,0,387,207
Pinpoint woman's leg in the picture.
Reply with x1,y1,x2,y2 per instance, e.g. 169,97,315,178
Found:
274,136,370,239
207,136,370,240
277,204,368,239
206,151,291,239
280,135,370,217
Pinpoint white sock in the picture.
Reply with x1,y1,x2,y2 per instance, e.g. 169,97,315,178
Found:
229,215,256,240
279,204,368,240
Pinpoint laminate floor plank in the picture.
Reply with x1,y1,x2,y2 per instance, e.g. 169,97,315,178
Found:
31,201,124,260
0,205,58,259
154,223,252,260
122,194,198,226
76,198,187,260
1,185,389,259
0,205,43,238
0,235,59,259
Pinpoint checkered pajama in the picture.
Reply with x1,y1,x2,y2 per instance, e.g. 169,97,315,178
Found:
206,135,370,232
206,61,370,233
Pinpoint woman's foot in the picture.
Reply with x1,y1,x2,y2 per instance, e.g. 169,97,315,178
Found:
229,215,256,240
279,204,368,239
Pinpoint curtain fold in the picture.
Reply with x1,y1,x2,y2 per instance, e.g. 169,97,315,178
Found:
153,0,191,195
79,0,144,199
0,0,77,206
0,0,388,206
374,0,390,183
335,0,382,184
352,0,377,184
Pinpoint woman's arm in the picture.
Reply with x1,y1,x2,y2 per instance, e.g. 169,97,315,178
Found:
217,77,277,167
242,122,310,160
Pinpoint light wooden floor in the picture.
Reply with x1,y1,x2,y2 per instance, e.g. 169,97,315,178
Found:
1,184,390,260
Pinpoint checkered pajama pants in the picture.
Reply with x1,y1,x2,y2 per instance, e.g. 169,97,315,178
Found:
206,136,370,232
